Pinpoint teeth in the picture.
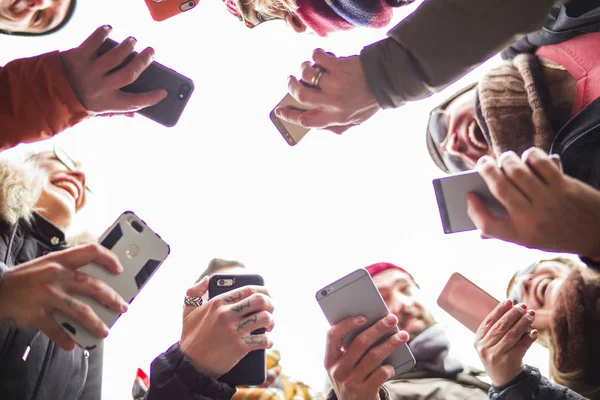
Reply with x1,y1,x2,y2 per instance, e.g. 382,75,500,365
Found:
468,120,489,150
54,181,79,201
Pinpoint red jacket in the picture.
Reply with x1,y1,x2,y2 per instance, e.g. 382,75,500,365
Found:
0,51,89,151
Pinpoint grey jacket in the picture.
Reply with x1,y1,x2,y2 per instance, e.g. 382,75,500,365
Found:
489,366,588,399
360,0,562,108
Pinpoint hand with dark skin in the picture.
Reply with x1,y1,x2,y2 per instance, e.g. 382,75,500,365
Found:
467,147,600,258
61,25,168,117
0,243,129,351
179,277,275,377
275,49,380,135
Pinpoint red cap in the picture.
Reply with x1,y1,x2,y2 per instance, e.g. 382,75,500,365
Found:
365,262,419,288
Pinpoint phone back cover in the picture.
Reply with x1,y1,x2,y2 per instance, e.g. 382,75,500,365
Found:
145,0,196,22
209,274,266,386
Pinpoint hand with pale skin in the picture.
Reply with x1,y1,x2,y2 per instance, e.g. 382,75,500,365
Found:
466,147,600,258
475,300,538,387
179,277,275,378
61,25,168,117
0,243,129,351
325,314,409,400
275,49,380,135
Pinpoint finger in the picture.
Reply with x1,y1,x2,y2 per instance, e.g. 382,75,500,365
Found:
337,315,399,379
183,276,209,319
484,304,528,347
68,271,128,314
108,89,168,113
95,36,137,74
511,329,538,361
228,292,274,318
38,316,76,351
475,299,513,341
214,285,271,305
495,309,535,354
328,125,353,135
521,147,563,186
324,316,368,368
497,151,544,203
45,243,122,275
312,48,338,72
350,331,409,381
77,25,112,58
477,156,531,212
105,47,155,90
275,106,337,130
288,76,327,107
234,310,275,335
364,364,395,389
50,289,109,340
238,333,273,351
531,309,552,330
466,193,516,240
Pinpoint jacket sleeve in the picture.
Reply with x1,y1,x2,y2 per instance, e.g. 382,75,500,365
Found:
359,0,560,109
79,341,104,399
143,343,237,400
488,366,587,400
0,51,89,152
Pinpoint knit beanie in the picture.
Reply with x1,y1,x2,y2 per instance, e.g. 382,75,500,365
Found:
476,54,556,157
550,268,600,399
365,262,419,288
1,0,77,37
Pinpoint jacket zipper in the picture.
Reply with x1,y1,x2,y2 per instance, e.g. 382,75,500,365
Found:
560,122,600,153
0,225,19,360
31,341,54,400
75,350,90,399
0,328,16,359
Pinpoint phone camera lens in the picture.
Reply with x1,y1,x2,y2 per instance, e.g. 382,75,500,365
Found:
189,1,194,5
131,220,144,233
321,290,328,297
218,279,225,286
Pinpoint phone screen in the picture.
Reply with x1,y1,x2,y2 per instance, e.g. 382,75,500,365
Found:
437,272,500,333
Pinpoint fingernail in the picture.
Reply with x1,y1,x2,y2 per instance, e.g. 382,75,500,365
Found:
518,303,527,310
531,329,539,338
384,314,396,326
528,309,535,317
503,299,513,307
477,156,490,165
129,37,137,44
103,325,110,337
275,108,282,117
104,25,112,31
122,302,129,312
396,331,409,341
355,316,367,325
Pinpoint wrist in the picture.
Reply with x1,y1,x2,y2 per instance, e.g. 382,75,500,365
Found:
491,365,525,387
178,340,220,378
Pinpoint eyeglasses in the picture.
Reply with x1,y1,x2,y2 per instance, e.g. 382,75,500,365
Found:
53,146,92,194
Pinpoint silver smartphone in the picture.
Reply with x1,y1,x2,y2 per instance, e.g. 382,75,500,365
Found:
316,268,416,377
432,170,507,234
53,211,170,349
270,94,311,146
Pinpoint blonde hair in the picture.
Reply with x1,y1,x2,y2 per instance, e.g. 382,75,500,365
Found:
253,0,297,16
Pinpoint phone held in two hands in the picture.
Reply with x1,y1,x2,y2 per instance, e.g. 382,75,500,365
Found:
316,269,416,378
96,38,194,127
53,211,170,349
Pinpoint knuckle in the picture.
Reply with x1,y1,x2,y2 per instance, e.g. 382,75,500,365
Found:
121,69,138,85
331,368,345,382
368,349,381,360
354,335,370,349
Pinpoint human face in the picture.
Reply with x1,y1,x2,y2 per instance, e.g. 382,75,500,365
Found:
236,0,307,32
442,89,493,168
34,151,87,230
0,0,71,34
373,269,435,339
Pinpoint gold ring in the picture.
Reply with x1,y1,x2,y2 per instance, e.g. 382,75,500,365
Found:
312,67,325,89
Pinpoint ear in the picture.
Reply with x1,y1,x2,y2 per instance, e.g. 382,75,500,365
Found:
285,13,306,33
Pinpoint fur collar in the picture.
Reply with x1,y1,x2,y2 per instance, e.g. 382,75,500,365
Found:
0,157,46,225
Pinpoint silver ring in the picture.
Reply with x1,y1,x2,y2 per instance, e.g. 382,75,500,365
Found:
184,296,203,307
312,67,325,89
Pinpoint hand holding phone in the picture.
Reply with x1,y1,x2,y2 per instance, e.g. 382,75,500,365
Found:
270,94,311,146
437,273,500,334
145,0,198,22
52,211,170,349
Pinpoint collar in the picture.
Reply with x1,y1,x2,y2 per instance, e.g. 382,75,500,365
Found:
28,213,66,247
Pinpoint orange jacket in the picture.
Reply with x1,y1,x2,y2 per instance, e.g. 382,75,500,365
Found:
0,51,89,152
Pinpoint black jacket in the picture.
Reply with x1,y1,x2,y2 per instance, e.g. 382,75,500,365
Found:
489,366,587,399
0,214,103,400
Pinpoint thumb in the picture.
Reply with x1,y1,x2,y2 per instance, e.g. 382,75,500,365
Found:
183,276,209,319
466,193,515,240
511,329,538,361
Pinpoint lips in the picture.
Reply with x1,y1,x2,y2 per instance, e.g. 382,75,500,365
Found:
52,177,82,204
466,120,489,151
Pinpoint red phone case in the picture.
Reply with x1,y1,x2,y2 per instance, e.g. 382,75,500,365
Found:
145,0,197,22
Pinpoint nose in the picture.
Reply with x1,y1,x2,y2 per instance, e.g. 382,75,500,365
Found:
68,169,87,188
388,292,411,316
27,0,51,10
445,132,465,156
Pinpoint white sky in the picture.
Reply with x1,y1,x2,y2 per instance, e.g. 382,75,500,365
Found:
1,0,565,398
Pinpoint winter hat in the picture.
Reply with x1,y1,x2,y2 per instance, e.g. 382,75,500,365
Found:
1,0,77,37
365,262,419,288
550,268,600,398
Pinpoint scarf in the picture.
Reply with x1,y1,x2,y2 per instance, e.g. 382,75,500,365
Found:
404,324,464,376
475,54,557,158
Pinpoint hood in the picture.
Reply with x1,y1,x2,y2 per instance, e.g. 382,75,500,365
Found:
0,157,46,226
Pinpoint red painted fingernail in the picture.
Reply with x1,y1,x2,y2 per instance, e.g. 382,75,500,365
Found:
528,309,535,317
518,303,527,310
531,329,539,338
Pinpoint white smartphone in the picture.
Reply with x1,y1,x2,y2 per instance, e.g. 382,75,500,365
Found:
270,94,311,146
53,211,170,349
432,170,507,234
316,269,416,378
437,273,500,334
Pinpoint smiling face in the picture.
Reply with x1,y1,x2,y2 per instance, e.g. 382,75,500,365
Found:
0,0,72,34
373,269,435,339
34,151,87,230
442,89,493,168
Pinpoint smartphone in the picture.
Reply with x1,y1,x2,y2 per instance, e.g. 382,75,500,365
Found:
97,38,194,127
316,269,416,378
432,170,507,234
437,273,500,334
145,0,197,22
270,94,311,146
208,274,266,386
53,211,170,349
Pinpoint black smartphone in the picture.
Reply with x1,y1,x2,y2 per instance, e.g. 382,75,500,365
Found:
96,38,194,127
208,274,266,386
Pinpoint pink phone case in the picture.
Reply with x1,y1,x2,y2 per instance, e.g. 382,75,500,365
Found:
437,273,500,333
